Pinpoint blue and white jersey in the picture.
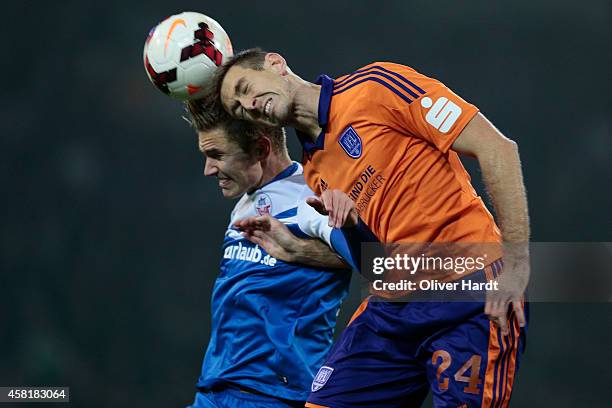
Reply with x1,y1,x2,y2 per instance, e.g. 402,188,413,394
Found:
197,162,351,401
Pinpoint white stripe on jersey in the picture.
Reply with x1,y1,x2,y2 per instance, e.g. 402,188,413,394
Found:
228,162,332,246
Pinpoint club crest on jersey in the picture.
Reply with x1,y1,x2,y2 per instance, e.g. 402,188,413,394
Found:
311,366,334,392
338,126,362,159
254,193,272,215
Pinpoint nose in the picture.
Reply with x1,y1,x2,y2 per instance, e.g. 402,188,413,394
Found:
240,95,259,112
204,158,217,177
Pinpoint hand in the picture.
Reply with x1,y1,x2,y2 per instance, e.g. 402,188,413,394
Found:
306,189,358,228
233,215,300,262
485,249,529,335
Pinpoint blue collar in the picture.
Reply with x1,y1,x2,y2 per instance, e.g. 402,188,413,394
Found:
249,162,299,194
297,74,334,156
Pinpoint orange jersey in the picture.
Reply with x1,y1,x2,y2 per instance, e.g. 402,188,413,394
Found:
301,62,502,275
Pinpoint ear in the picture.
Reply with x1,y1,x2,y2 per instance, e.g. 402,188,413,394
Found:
264,53,289,76
255,136,272,161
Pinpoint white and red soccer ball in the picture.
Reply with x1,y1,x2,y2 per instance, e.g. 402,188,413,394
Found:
143,12,233,100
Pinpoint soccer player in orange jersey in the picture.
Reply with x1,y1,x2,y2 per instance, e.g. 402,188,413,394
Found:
209,48,530,407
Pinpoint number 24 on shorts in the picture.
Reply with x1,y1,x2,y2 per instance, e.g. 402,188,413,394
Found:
432,350,482,394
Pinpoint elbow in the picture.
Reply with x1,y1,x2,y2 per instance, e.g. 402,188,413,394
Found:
496,137,520,159
499,134,518,149
477,137,521,173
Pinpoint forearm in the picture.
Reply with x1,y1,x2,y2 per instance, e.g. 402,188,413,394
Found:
290,238,349,269
479,140,530,250
453,115,529,328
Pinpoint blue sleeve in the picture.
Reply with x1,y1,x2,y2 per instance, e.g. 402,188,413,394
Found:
329,218,380,273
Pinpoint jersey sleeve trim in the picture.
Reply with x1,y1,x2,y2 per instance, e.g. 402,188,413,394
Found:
329,219,382,273
275,207,298,219
286,223,311,239
333,65,425,99
333,76,414,104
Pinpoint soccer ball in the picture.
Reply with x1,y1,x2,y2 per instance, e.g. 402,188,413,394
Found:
143,12,233,100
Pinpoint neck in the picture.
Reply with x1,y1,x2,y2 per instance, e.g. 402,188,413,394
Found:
256,153,293,189
291,80,322,142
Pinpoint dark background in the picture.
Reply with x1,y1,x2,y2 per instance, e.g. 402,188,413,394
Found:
1,0,610,406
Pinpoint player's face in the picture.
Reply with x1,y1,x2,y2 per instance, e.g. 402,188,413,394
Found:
220,64,292,127
198,127,262,198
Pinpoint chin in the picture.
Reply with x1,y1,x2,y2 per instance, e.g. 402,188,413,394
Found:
263,106,288,126
221,189,240,199
221,186,245,199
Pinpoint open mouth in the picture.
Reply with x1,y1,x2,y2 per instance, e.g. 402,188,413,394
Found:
218,178,231,188
263,98,272,118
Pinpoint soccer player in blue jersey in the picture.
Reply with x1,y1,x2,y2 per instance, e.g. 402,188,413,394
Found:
184,99,360,408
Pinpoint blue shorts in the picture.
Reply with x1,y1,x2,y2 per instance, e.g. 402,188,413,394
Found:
306,264,528,408
188,386,305,408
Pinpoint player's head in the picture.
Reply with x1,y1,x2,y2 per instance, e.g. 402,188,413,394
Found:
214,48,297,127
186,96,288,198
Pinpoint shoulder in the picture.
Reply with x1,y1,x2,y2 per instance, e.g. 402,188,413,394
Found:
252,163,313,218
331,62,429,119
229,194,250,224
334,62,423,95
265,163,309,205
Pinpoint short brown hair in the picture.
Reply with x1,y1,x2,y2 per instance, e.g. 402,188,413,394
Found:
212,47,268,99
185,92,287,157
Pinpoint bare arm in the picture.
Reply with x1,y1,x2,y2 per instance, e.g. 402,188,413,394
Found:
289,236,349,269
235,215,349,269
452,113,530,334
452,113,529,244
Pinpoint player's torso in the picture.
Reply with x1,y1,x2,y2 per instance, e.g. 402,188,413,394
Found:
303,63,501,246
305,114,417,243
201,165,350,398
214,166,345,340
305,115,494,245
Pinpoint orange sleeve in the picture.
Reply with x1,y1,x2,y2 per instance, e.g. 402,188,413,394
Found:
363,62,479,153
